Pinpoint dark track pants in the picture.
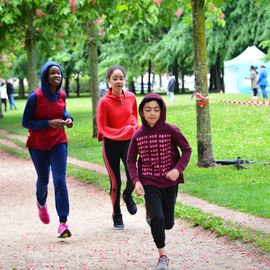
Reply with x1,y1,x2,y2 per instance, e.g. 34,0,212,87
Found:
29,143,69,223
260,85,268,99
102,138,134,215
144,185,178,249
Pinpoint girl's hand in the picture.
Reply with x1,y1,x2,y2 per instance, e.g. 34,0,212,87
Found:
49,119,66,129
65,118,73,128
166,168,180,181
135,181,145,196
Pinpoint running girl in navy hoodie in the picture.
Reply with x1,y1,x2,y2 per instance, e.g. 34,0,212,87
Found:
127,93,191,270
22,61,73,238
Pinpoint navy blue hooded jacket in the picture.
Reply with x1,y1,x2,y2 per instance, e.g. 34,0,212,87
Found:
22,61,72,130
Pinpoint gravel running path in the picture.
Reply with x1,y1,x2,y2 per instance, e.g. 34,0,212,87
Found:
0,150,270,270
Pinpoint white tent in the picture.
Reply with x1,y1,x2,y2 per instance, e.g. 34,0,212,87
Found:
224,46,270,94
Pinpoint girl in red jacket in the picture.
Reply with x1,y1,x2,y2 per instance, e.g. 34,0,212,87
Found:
97,65,138,229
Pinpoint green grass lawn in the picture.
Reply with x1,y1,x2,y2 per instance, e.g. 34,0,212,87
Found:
1,92,269,219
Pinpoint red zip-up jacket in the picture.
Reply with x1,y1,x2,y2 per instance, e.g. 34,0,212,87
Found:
97,89,138,141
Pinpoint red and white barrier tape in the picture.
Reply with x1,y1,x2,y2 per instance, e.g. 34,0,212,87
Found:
223,100,270,106
195,92,208,107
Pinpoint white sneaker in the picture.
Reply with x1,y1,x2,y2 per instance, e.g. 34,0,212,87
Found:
155,255,169,270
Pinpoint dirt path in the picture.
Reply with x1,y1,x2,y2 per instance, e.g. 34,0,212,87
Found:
1,128,270,235
1,150,270,270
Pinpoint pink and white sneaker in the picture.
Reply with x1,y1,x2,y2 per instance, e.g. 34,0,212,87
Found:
37,202,50,224
58,223,71,238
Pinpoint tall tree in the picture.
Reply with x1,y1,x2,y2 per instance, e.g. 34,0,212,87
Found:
72,0,162,136
88,20,99,137
25,6,38,93
0,1,75,92
191,0,215,167
68,0,106,137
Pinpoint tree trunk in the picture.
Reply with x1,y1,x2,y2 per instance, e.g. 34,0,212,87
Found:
172,60,179,93
65,73,70,97
191,0,215,167
181,72,185,92
25,7,38,93
18,78,25,98
148,60,151,93
88,20,99,138
129,81,136,94
209,66,214,91
214,55,224,92
76,73,80,97
209,57,223,93
140,74,145,95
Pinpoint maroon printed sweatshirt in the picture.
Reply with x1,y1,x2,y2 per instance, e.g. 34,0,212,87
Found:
127,93,192,188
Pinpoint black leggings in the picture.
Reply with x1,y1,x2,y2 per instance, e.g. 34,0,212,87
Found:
144,185,178,249
253,88,258,97
1,98,7,111
102,138,134,215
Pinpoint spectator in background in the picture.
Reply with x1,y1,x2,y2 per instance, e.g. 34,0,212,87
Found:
7,79,17,109
1,82,8,112
246,66,258,99
99,79,107,97
258,65,268,99
167,73,176,103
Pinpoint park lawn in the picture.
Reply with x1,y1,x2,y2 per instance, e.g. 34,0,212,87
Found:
1,92,269,219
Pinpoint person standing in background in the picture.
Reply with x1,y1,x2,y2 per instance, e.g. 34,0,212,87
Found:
1,82,8,112
97,65,138,229
246,66,258,99
167,73,176,103
99,79,107,97
258,65,268,99
7,79,17,109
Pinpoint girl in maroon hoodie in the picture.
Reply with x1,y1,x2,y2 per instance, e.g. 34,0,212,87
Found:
127,93,191,270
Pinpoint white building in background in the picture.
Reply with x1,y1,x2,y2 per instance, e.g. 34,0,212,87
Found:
134,73,195,92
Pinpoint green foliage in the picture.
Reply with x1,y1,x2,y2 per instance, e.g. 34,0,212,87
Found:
12,55,28,79
70,75,90,93
150,21,194,74
205,0,270,73
99,22,152,82
222,0,269,59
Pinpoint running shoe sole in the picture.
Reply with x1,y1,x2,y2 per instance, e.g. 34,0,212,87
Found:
58,228,72,238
